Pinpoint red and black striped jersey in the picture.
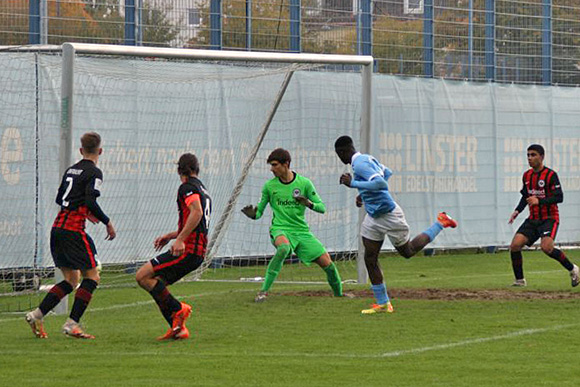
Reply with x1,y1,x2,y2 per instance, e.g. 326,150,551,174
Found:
177,177,211,257
52,159,109,232
517,167,563,221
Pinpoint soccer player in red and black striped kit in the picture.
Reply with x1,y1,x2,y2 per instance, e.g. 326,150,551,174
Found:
508,144,579,287
136,153,211,340
26,132,116,339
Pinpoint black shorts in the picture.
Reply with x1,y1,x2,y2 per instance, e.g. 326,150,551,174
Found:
516,219,559,246
151,251,204,285
50,227,98,270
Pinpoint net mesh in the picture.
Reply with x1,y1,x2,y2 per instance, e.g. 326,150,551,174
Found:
0,49,365,310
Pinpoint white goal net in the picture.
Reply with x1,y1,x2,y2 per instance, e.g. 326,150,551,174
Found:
0,44,372,310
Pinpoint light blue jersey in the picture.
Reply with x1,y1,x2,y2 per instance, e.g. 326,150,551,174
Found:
351,152,397,217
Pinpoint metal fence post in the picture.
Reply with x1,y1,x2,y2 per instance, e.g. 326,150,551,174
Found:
542,0,552,85
423,0,434,77
211,0,222,50
246,0,252,50
124,0,136,46
468,0,473,79
290,0,301,53
485,0,495,81
360,0,371,56
29,0,40,44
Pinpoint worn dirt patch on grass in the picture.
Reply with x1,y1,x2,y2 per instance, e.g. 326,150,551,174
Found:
280,288,580,301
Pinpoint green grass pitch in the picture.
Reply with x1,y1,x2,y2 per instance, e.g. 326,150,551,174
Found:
1,250,579,386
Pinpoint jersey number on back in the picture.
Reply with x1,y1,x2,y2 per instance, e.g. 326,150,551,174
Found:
204,198,211,229
61,177,74,207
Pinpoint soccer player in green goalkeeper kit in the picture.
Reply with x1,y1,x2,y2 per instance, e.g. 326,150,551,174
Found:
241,148,343,302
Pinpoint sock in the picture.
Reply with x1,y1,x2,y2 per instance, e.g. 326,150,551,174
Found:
69,279,98,323
548,248,574,271
423,222,444,242
323,262,343,296
38,280,73,316
511,251,524,280
261,243,291,292
30,308,43,320
150,280,182,326
371,283,389,305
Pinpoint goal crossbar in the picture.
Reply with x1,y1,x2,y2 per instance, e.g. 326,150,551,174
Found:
1,44,373,66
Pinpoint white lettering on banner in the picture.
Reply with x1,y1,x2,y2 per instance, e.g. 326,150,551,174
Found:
0,218,22,236
405,176,478,193
503,176,521,193
1,128,23,185
401,134,477,173
502,137,580,192
378,133,478,193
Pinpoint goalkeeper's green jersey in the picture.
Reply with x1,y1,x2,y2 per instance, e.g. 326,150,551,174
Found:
255,172,326,233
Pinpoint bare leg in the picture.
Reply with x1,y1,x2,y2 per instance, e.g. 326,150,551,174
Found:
362,237,384,285
395,233,431,259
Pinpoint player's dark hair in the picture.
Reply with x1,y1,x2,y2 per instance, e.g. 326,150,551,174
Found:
81,132,101,154
267,148,291,165
177,153,199,176
334,135,354,149
527,144,545,156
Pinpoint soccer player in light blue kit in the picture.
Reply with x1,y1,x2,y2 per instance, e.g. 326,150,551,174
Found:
334,136,457,314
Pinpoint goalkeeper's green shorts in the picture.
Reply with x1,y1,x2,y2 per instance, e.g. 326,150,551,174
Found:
270,229,327,266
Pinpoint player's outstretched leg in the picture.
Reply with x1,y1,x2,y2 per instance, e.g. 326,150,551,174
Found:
397,212,458,259
256,243,291,302
437,212,458,229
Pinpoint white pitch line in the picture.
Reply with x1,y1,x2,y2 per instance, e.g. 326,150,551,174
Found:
0,323,576,359
376,323,580,358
